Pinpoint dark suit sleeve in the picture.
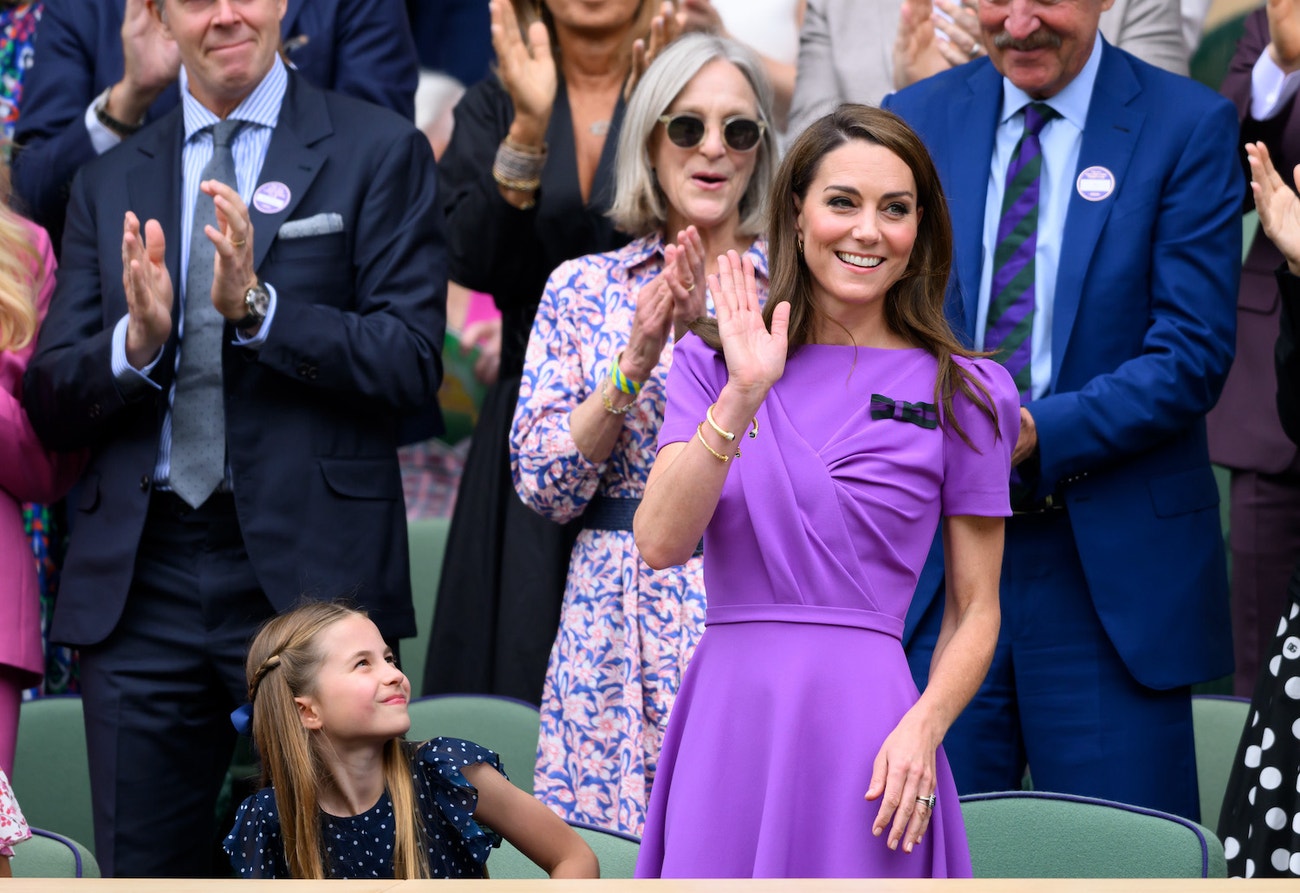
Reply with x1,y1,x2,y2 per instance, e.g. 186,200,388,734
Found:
1030,98,1242,487
317,0,419,120
254,128,445,410
11,0,108,246
1278,269,1300,445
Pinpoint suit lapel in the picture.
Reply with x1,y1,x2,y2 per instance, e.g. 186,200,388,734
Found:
251,74,329,272
1051,42,1141,387
949,63,1003,339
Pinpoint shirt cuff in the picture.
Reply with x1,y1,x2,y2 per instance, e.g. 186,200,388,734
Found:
1251,51,1300,121
84,100,124,155
232,281,278,349
111,314,163,395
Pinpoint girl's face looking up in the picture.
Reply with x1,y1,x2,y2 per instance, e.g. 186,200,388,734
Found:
294,615,412,746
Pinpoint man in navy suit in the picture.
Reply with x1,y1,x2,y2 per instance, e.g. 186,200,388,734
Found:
13,0,417,253
23,0,443,875
884,0,1240,820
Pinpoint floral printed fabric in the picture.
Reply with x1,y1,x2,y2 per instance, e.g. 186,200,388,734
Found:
0,3,41,143
511,234,768,835
0,767,30,858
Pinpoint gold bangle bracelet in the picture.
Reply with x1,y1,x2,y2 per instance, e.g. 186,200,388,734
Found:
696,422,730,462
600,379,635,416
492,168,541,193
704,403,736,442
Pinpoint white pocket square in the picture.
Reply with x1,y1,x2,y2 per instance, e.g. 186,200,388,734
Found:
278,212,344,239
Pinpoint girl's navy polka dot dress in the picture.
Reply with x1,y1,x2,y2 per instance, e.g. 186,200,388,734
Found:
224,738,505,878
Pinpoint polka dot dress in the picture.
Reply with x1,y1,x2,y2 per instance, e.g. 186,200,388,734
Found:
223,738,505,878
1219,587,1300,878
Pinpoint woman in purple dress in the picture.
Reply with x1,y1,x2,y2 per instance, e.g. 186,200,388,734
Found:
632,105,1019,878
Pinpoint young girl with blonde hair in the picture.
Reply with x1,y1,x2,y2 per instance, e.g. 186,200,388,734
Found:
224,602,597,879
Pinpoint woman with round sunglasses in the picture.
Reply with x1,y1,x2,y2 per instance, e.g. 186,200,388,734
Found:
425,0,678,707
510,33,777,836
633,105,1016,877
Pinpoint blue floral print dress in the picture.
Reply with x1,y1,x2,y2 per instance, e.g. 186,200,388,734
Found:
511,234,768,835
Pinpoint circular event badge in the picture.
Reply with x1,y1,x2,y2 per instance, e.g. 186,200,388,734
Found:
252,181,292,214
1075,166,1115,202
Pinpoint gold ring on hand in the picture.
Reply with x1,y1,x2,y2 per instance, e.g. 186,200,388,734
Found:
231,238,247,248
684,281,696,292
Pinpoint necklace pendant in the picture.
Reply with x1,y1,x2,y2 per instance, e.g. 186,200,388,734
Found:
589,120,610,137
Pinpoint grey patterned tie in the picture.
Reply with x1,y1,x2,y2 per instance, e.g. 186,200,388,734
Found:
170,119,243,509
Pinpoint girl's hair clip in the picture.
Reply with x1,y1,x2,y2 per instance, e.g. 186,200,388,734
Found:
230,703,254,737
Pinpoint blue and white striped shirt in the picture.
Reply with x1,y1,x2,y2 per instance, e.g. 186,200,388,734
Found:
111,57,288,492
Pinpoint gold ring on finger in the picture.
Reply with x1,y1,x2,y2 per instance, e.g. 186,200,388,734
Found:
232,238,247,248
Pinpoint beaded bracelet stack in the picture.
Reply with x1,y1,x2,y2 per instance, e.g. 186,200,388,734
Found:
493,137,547,206
601,351,644,416
695,403,758,463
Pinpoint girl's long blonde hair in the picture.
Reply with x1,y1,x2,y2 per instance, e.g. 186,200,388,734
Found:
0,162,43,353
245,602,428,879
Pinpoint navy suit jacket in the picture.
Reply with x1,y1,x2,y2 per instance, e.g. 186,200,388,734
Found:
23,72,445,646
13,0,418,252
884,42,1240,690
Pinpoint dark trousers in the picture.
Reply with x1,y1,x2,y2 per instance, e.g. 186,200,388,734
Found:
80,492,274,877
907,511,1200,821
1228,468,1300,696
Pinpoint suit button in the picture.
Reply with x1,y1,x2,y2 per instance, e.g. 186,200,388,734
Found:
139,474,151,492
88,403,102,419
296,362,311,378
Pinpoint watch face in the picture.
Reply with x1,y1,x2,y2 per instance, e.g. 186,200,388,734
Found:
246,285,270,317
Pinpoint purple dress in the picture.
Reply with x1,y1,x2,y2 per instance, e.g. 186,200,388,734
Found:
636,334,1019,878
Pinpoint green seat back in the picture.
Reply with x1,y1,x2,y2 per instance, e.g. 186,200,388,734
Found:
402,515,451,699
961,791,1226,878
488,821,640,879
1190,12,1249,91
9,829,100,878
1192,695,1251,832
405,694,540,795
11,697,95,857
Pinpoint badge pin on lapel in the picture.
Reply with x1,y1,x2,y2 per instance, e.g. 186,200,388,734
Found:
1076,166,1115,202
253,181,291,214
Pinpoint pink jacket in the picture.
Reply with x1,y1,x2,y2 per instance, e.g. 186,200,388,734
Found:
1,223,83,685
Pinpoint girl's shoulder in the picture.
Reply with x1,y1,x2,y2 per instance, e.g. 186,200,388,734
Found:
410,737,505,783
224,788,287,878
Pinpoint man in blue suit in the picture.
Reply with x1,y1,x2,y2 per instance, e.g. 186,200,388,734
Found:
13,0,417,253
23,0,443,875
884,0,1240,820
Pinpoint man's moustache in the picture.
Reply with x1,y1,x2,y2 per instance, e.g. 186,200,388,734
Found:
993,31,1064,51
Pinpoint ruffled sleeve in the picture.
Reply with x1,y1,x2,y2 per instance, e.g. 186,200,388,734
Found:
0,769,31,857
413,738,505,870
223,788,288,878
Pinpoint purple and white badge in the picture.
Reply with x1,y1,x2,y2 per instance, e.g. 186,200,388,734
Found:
252,181,291,214
1075,166,1115,202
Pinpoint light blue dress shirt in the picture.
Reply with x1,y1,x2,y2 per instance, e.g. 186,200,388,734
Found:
974,33,1103,400
111,57,287,490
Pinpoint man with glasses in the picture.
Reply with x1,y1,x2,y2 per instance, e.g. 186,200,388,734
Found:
884,0,1240,820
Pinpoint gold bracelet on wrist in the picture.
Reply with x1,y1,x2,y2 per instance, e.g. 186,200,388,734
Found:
705,403,759,444
492,169,541,193
600,379,635,416
696,422,731,462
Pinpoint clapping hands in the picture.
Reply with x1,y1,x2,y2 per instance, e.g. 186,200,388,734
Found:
711,250,789,399
1248,141,1300,276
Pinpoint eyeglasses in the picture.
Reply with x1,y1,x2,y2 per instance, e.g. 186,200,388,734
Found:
657,113,766,152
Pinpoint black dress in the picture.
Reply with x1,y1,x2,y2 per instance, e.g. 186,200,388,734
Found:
425,75,630,703
1219,270,1300,878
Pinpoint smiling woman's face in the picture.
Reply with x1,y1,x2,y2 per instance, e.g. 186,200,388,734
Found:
650,59,760,240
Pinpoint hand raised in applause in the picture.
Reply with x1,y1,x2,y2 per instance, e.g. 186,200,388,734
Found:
1248,141,1300,276
621,259,677,383
1268,0,1300,73
628,2,684,100
491,0,557,144
677,0,728,36
121,212,173,369
662,226,708,342
201,180,259,323
711,250,789,400
111,0,181,127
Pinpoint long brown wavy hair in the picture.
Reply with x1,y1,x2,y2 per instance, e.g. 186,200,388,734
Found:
694,104,998,446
